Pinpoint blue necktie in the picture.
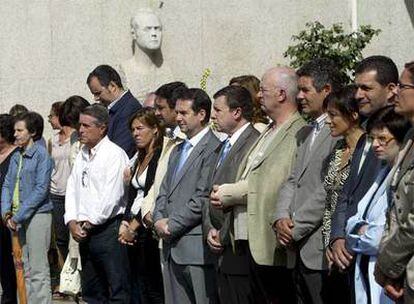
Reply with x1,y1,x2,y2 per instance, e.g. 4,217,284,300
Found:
217,139,231,168
174,140,192,178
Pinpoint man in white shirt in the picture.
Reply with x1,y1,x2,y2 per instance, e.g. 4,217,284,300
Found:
64,104,130,303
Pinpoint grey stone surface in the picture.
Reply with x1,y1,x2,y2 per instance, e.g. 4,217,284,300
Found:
0,0,412,139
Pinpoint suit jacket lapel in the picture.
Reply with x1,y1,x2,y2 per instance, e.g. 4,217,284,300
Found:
297,125,331,180
169,131,212,194
214,125,255,180
394,139,414,187
250,114,300,172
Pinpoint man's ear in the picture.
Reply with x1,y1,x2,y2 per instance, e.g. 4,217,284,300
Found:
322,83,332,96
198,109,207,123
386,82,397,103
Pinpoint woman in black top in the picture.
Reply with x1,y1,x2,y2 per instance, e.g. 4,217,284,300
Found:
118,107,165,304
0,114,18,304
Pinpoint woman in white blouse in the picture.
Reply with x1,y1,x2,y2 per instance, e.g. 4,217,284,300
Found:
345,107,410,304
118,107,165,304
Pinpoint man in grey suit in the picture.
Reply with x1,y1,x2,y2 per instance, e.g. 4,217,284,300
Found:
273,58,342,304
203,85,260,303
153,88,221,303
210,67,306,303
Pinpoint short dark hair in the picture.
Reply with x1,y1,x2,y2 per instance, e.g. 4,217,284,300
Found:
155,82,188,109
366,106,411,144
0,114,16,144
213,86,254,121
59,95,91,128
355,56,398,86
176,88,211,124
81,104,109,127
323,85,359,123
87,65,123,89
9,104,28,117
16,112,44,141
297,58,343,93
404,61,414,84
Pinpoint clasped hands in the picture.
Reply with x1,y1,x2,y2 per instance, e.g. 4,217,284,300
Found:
68,220,90,242
154,218,171,240
118,220,138,246
273,218,295,248
210,185,223,209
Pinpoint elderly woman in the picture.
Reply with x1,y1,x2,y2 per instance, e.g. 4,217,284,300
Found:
118,107,165,304
346,107,410,304
1,111,53,304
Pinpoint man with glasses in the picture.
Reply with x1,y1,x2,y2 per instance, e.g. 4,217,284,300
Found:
210,66,306,302
375,61,414,302
330,56,398,279
64,104,130,303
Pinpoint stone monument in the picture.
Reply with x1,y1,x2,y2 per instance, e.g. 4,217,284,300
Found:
119,8,173,102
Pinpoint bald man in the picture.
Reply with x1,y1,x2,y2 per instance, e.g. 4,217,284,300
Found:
210,67,306,302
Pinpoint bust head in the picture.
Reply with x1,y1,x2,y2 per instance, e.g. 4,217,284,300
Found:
131,9,162,52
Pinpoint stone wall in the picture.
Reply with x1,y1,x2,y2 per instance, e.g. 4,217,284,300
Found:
0,0,413,136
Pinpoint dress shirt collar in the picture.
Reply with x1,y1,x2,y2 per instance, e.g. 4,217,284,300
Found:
108,90,128,111
81,135,110,160
312,113,328,131
227,122,250,146
187,126,209,148
21,141,41,158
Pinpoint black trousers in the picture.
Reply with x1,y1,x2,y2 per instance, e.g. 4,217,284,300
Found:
293,256,326,304
79,217,130,304
218,240,295,304
0,220,17,304
128,229,164,304
50,194,69,260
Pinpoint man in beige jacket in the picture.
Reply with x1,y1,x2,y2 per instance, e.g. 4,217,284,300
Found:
210,67,306,303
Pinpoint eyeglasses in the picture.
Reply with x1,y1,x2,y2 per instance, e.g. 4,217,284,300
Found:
259,86,285,93
397,82,414,91
368,135,395,146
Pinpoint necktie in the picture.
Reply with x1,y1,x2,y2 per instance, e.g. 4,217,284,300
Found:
217,139,231,168
174,140,192,178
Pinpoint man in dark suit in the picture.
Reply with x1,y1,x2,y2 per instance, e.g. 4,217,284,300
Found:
87,64,141,158
153,88,221,303
203,85,260,304
274,58,342,304
329,56,398,272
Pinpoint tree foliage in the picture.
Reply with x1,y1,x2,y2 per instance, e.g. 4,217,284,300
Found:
284,21,381,83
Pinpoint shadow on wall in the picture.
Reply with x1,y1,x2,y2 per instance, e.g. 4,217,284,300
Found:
405,0,414,27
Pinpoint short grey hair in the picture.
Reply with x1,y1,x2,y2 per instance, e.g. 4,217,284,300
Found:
80,104,109,127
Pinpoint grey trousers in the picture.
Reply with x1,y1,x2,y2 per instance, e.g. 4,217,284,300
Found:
161,249,174,304
167,258,218,304
19,213,52,304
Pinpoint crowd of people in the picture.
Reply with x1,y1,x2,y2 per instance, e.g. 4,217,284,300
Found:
0,56,414,304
